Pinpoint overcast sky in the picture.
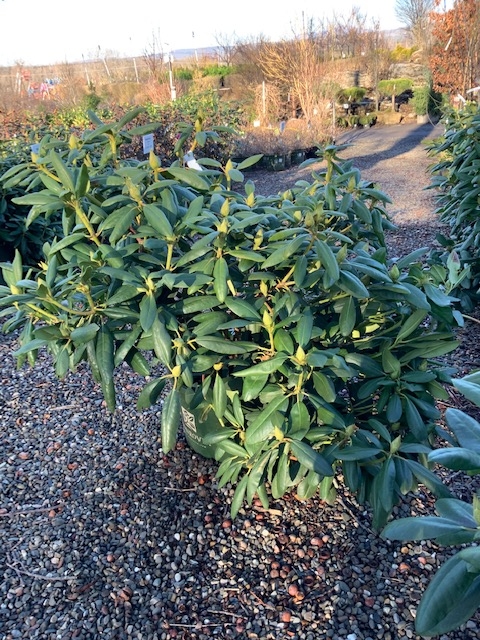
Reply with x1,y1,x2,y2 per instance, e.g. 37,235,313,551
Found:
0,0,406,67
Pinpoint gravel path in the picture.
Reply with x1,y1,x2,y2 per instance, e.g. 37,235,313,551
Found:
2,124,480,640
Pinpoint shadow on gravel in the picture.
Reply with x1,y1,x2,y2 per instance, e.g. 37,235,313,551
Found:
338,122,440,172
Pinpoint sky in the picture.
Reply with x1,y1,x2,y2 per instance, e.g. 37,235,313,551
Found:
0,0,405,67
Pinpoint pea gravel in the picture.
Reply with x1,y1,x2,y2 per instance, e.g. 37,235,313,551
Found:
2,122,480,640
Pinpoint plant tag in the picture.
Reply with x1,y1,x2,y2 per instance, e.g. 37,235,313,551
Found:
142,133,154,154
181,406,200,441
183,151,203,171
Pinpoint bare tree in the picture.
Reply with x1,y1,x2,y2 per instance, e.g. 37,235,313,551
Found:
255,33,326,126
214,32,238,67
334,7,368,58
395,0,435,51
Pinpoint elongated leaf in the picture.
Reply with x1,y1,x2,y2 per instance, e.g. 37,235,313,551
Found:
151,317,172,366
429,448,480,471
137,377,167,410
166,167,209,190
233,354,287,377
143,203,174,237
435,499,478,529
290,440,333,476
335,446,382,461
452,379,480,410
373,457,396,513
245,395,289,444
162,388,181,453
230,473,249,518
339,296,356,337
312,371,336,403
242,374,269,402
393,309,428,345
382,515,470,541
224,297,261,320
415,551,480,636
296,311,313,348
405,459,452,498
213,374,227,419
213,257,228,303
338,270,369,298
444,407,480,450
70,323,99,344
139,292,157,331
196,336,256,354
315,240,339,284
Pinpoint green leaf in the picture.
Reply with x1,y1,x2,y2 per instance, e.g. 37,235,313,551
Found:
224,297,261,320
166,167,209,190
382,516,468,542
233,355,287,377
162,388,181,453
196,336,256,354
213,257,228,303
288,400,311,438
296,311,313,348
405,459,452,498
312,371,336,403
137,377,167,410
415,550,480,636
143,203,174,237
339,296,356,337
107,284,140,305
335,446,382,461
373,457,396,513
230,474,248,518
442,407,480,450
237,154,263,170
70,323,99,344
139,293,157,331
429,448,480,471
213,374,227,420
245,395,289,444
13,338,47,356
453,379,480,410
315,240,339,284
290,440,333,476
403,396,428,442
393,309,428,345
96,325,116,411
435,499,478,529
50,151,75,192
338,270,369,298
151,317,172,366
242,374,269,402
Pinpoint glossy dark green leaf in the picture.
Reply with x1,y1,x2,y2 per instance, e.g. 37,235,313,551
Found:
70,323,99,345
339,296,356,337
290,440,333,476
245,395,288,444
415,550,480,636
139,293,157,331
213,374,227,419
162,388,181,453
151,317,172,366
242,374,269,402
137,377,167,410
233,354,287,377
143,203,174,237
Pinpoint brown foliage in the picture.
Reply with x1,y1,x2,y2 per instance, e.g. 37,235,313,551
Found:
429,0,480,95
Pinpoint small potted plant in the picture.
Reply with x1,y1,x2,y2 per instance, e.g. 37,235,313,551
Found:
411,84,431,124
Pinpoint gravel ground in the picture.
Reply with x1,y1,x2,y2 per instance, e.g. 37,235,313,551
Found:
2,123,480,640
